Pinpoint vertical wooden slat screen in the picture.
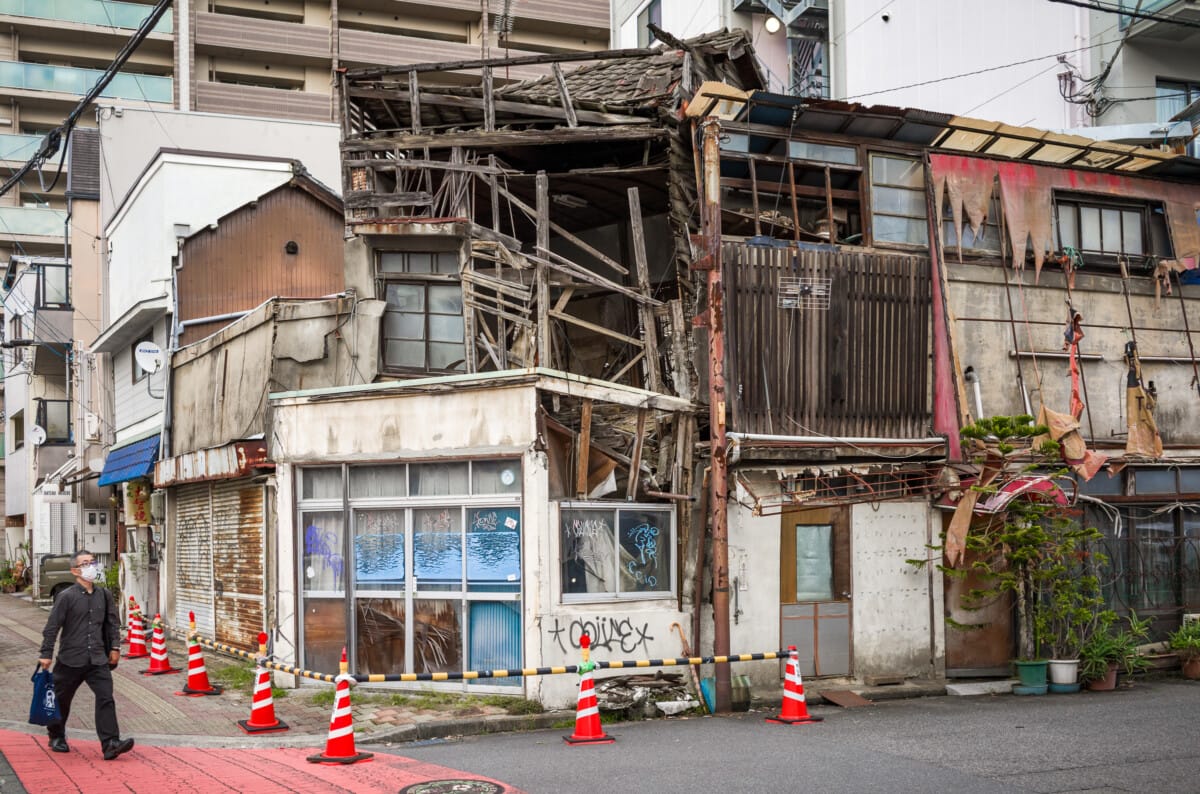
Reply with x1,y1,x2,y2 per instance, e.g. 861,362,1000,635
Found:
724,243,932,439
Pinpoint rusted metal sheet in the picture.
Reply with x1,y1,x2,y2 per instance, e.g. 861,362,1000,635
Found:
211,480,265,650
175,176,344,347
155,442,269,487
173,483,214,637
724,243,932,439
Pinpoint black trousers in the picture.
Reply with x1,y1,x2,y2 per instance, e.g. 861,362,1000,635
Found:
47,661,120,745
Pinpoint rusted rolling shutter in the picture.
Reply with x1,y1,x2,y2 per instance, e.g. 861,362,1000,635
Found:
210,479,266,649
173,483,215,637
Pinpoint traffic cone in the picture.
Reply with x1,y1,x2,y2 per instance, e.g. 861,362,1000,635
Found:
564,633,613,745
122,597,138,644
176,611,222,696
123,609,149,660
141,614,181,675
307,648,372,764
238,632,288,734
766,646,823,725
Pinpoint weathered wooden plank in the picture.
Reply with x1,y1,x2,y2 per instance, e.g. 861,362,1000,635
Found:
549,309,645,346
627,408,647,500
346,47,660,79
551,62,579,128
408,70,421,134
344,190,433,208
344,125,667,151
343,158,505,174
576,399,593,497
482,66,495,132
536,172,551,368
628,187,662,393
347,86,649,127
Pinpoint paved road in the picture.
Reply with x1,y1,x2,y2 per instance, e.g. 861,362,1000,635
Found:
389,680,1200,794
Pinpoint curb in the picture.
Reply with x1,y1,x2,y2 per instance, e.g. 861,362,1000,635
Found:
367,710,575,745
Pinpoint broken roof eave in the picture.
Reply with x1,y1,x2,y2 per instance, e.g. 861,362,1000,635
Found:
270,367,694,413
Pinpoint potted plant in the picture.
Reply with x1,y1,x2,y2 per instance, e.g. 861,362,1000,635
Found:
1041,521,1107,693
1167,621,1200,680
1079,611,1151,690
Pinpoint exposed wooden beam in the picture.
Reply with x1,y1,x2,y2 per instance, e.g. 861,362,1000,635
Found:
344,125,667,151
482,66,495,132
628,186,663,393
552,62,578,128
626,408,648,499
408,70,421,134
346,47,662,79
576,398,593,497
549,309,645,347
348,87,650,127
536,171,551,369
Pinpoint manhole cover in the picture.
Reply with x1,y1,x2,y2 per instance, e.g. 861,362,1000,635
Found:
398,781,505,794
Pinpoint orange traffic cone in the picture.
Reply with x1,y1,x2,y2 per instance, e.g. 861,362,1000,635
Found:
122,597,138,644
238,632,288,734
177,611,222,696
307,648,372,765
123,609,149,660
766,646,823,725
141,614,181,675
565,633,613,745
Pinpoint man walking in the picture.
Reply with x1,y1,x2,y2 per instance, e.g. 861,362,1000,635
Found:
38,549,135,760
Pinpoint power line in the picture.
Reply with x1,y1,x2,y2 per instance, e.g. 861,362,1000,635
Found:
838,36,1120,101
0,0,172,201
1045,0,1200,29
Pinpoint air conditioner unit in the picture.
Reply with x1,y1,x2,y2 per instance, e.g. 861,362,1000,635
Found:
1183,614,1200,627
84,412,101,441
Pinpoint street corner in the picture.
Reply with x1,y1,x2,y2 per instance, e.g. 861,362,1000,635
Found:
0,728,524,793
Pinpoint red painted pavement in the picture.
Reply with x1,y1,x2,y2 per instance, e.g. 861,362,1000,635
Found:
0,730,522,793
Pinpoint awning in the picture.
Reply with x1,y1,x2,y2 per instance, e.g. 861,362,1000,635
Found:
973,475,1070,515
97,435,161,487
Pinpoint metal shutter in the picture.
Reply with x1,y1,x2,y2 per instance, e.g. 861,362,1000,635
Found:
211,480,266,649
173,483,215,637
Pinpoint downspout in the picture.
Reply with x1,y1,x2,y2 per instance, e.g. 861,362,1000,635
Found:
700,118,731,713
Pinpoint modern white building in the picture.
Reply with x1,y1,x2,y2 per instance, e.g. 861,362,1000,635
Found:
612,0,1200,140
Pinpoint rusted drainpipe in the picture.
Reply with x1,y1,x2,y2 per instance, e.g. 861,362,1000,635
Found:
700,118,731,714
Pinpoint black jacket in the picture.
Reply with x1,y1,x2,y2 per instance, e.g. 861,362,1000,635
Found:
40,583,119,667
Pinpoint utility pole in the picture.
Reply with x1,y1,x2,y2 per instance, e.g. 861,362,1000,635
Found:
699,118,731,713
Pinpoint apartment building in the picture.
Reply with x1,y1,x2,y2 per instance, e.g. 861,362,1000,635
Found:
0,0,608,576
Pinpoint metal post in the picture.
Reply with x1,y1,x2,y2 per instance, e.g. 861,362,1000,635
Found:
700,119,731,714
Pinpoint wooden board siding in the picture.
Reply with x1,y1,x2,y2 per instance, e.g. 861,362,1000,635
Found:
725,243,932,439
211,480,265,650
176,183,344,346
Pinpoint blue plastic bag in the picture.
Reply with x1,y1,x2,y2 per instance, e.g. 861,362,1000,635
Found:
29,666,60,726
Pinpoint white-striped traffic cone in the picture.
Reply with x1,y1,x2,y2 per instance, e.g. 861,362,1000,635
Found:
238,632,288,734
123,609,148,659
766,645,822,725
307,647,372,764
141,614,181,675
176,611,222,696
564,634,613,745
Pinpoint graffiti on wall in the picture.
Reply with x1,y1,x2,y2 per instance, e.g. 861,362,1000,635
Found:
547,615,654,655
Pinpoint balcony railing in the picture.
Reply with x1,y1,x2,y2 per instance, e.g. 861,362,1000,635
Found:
1119,0,1188,29
0,0,171,33
0,133,64,166
0,61,173,103
0,206,67,238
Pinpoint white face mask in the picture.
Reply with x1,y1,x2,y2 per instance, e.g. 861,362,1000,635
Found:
79,563,100,583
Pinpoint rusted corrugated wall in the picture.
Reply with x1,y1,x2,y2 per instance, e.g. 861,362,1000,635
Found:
725,243,932,438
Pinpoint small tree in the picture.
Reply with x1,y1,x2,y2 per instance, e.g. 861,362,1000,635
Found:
913,415,1106,661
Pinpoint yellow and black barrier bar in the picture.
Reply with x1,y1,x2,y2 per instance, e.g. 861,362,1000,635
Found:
192,634,787,684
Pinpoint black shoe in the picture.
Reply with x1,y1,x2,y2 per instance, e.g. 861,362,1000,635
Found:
102,738,134,761
48,736,69,753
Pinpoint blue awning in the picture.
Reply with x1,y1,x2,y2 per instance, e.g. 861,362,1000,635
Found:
97,435,160,487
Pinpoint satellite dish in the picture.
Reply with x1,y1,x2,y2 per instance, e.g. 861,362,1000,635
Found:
88,457,106,473
134,341,163,374
29,425,47,446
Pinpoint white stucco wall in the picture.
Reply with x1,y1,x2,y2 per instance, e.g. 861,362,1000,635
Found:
850,501,943,679
616,0,722,47
103,154,296,325
836,0,1086,128
725,499,786,690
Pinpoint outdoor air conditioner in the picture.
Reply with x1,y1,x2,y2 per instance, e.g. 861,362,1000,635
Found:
1183,614,1200,627
84,412,101,441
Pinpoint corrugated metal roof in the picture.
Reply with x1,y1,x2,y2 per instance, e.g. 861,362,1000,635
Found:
154,441,269,487
97,434,160,487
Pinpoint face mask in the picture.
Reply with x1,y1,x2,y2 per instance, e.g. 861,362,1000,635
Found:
79,564,100,583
